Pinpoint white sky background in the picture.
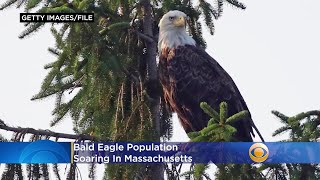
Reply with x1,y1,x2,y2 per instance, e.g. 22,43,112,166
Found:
0,0,320,179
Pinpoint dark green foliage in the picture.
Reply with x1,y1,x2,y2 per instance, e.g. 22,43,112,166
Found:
199,0,216,35
0,0,248,138
216,110,320,180
273,110,320,142
258,164,287,180
268,110,320,180
185,102,252,179
200,102,220,121
187,105,320,179
215,164,264,180
194,164,209,180
190,102,247,142
26,0,42,10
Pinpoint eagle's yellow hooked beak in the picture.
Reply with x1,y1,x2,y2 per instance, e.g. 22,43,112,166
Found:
173,16,186,27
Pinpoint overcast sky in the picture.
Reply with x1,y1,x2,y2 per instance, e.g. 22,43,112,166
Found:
0,0,320,179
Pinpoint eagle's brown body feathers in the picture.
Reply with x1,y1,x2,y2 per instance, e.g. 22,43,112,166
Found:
159,45,259,141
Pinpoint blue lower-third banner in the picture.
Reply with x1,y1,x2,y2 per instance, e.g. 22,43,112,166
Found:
1,141,320,163
0,140,71,163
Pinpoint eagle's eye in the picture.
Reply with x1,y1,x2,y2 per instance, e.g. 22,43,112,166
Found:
169,16,174,20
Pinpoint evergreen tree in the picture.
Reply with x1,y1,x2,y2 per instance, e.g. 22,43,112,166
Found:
267,110,320,180
184,102,264,180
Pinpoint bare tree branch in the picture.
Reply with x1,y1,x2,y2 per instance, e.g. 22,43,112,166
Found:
130,29,155,43
0,120,100,141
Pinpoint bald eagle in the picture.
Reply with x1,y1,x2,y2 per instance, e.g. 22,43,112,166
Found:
158,10,264,142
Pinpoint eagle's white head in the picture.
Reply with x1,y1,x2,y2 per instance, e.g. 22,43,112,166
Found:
158,10,196,53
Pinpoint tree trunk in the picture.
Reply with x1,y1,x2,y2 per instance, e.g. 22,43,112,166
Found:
141,0,164,179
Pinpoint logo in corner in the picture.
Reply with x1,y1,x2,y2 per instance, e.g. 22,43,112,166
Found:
249,143,269,163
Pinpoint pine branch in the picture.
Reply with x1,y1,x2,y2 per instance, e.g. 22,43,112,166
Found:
0,0,18,10
15,164,24,180
67,164,76,180
294,111,320,120
19,22,45,39
52,164,61,180
88,163,96,180
224,0,246,9
219,102,228,124
200,102,219,122
272,110,289,123
26,0,42,10
217,0,224,17
0,120,100,141
40,164,49,180
225,110,248,123
272,126,291,137
17,0,27,8
48,47,61,57
194,164,209,179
